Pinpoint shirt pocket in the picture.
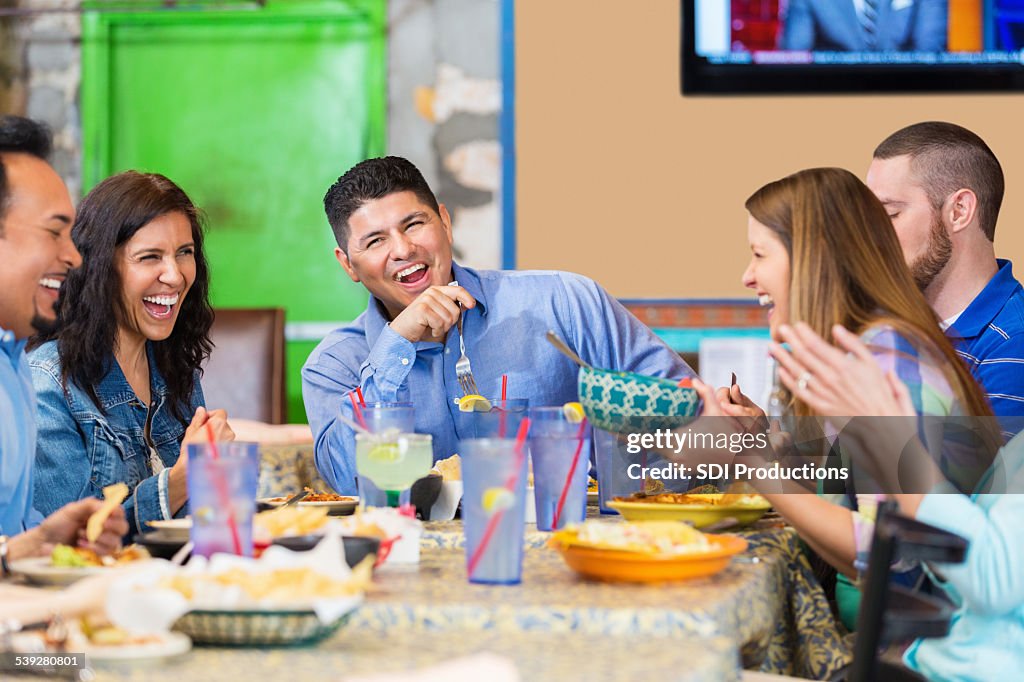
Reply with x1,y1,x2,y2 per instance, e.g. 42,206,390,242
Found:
88,420,149,490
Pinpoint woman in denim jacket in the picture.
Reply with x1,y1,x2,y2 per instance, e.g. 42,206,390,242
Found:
29,171,234,537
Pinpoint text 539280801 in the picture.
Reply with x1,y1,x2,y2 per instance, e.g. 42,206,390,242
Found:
1,652,85,673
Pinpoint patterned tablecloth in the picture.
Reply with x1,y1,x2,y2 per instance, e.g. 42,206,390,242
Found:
257,443,331,497
366,519,849,679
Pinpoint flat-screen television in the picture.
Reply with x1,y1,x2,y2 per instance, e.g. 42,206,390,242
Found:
682,0,1024,94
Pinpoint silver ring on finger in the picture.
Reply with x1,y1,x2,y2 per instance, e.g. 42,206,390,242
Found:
796,371,813,392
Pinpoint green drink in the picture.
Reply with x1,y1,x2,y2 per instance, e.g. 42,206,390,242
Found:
355,432,434,506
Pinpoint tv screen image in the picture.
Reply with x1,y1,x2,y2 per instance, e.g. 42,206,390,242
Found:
682,0,1024,93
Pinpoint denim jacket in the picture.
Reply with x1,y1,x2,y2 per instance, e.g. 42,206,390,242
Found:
29,340,204,537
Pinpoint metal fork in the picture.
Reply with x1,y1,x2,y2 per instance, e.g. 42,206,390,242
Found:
449,280,480,396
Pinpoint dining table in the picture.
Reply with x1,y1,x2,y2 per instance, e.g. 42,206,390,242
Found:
38,505,850,682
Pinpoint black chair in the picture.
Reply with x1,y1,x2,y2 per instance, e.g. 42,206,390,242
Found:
843,501,969,682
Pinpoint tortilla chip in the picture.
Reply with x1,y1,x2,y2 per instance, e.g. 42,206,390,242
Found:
86,482,128,542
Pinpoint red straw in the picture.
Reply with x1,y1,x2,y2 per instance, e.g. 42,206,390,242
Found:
205,422,242,555
349,392,368,430
551,418,588,529
355,386,367,407
467,418,531,579
498,376,509,437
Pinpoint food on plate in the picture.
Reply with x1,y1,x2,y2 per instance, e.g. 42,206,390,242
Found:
615,490,767,507
336,515,389,540
643,477,666,495
551,520,711,555
86,482,129,542
618,482,765,506
255,506,331,538
161,562,372,602
79,617,161,647
457,394,492,412
266,487,355,503
431,453,462,481
51,543,148,568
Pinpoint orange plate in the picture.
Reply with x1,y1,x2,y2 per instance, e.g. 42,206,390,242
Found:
552,535,749,583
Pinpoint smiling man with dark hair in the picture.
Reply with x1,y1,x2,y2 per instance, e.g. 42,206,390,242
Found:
0,115,126,565
304,156,694,494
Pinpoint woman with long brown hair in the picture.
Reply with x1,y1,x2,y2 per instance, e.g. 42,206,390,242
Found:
28,171,235,538
692,167,1000,629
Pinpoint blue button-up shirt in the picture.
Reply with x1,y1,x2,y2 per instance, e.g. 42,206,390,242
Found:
0,325,43,535
302,264,695,494
947,259,1024,435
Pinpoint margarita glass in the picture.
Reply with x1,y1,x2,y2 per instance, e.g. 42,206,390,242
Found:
355,432,433,507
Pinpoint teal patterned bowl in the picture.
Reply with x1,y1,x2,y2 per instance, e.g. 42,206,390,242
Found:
577,366,701,433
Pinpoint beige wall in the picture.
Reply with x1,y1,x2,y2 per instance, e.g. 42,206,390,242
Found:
516,0,1024,299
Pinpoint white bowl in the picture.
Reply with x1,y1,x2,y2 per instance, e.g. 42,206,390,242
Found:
525,487,536,524
429,480,464,521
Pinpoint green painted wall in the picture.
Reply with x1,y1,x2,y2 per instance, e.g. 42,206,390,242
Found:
81,0,386,422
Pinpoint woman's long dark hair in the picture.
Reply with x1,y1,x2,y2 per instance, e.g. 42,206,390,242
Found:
34,171,214,423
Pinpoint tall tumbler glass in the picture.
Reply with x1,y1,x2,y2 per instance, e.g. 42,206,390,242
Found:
460,438,528,584
187,442,259,558
528,407,592,531
593,428,697,514
593,428,638,515
456,398,528,439
358,402,416,506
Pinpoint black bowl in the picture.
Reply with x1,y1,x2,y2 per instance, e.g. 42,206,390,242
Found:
410,473,444,520
271,534,380,568
134,532,189,560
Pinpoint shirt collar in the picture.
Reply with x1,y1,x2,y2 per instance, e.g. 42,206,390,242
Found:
939,309,964,331
0,324,27,360
95,341,168,409
947,259,1021,339
363,262,489,347
450,262,488,316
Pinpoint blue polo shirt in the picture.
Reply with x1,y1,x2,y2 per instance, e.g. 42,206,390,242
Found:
948,259,1024,436
0,325,43,535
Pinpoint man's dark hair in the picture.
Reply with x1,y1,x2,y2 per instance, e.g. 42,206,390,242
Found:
874,122,1004,241
323,156,440,253
0,115,54,235
32,171,214,425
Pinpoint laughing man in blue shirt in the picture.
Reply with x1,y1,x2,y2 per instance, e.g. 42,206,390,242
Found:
302,157,694,495
868,122,1024,436
0,116,126,564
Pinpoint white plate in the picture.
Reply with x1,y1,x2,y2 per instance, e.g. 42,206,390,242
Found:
258,497,359,515
145,518,191,541
8,557,107,586
87,632,192,664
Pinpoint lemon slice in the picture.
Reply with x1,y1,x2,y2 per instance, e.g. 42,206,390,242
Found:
458,394,492,412
481,487,515,514
562,401,585,424
366,443,401,462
